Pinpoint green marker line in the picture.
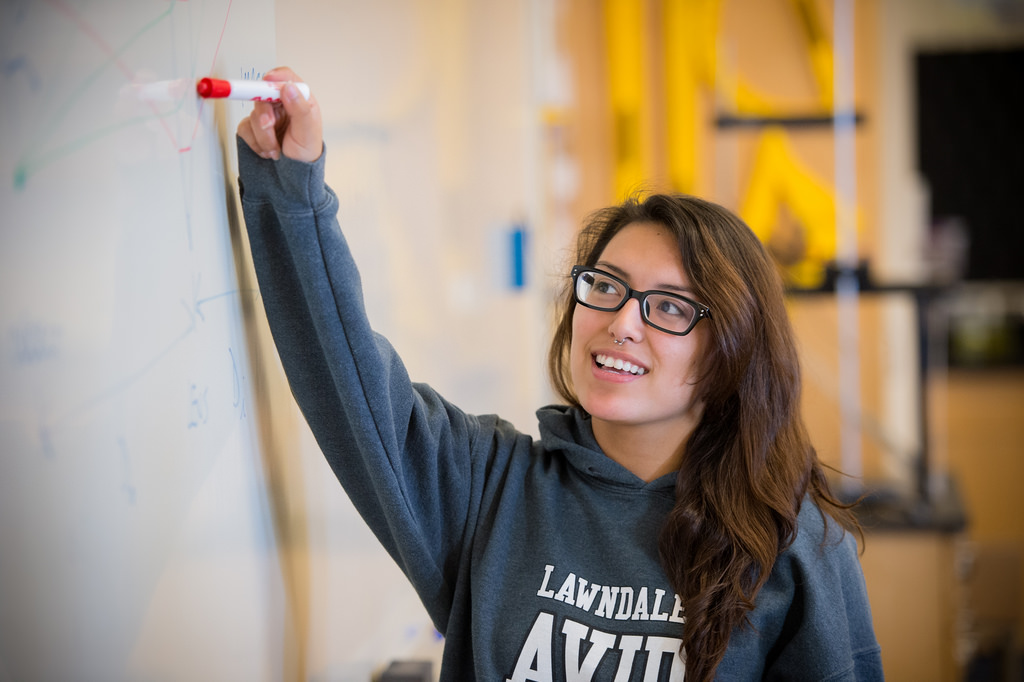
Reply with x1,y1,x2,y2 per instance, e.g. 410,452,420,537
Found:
14,2,179,188
14,107,185,190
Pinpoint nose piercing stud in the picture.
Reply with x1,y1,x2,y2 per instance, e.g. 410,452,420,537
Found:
614,338,625,345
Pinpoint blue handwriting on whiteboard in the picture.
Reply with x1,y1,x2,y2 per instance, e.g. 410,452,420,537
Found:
230,346,247,420
9,318,61,365
187,383,210,428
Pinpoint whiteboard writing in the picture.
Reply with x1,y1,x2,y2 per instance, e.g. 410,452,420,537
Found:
0,1,284,680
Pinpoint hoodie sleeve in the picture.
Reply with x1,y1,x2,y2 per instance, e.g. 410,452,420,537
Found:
236,139,482,630
717,505,884,681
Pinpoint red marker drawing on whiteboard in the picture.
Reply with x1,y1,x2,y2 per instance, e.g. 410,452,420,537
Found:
196,78,310,102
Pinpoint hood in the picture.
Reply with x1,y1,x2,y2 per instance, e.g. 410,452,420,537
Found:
535,404,677,494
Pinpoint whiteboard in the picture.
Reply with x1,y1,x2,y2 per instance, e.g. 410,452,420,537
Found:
0,2,284,680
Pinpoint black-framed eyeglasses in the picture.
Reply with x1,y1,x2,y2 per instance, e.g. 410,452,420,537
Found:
571,265,712,336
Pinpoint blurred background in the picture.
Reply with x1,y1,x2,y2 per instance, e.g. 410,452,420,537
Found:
271,0,1024,679
1,0,1021,680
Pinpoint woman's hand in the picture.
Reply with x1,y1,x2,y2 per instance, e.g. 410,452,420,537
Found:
236,66,323,163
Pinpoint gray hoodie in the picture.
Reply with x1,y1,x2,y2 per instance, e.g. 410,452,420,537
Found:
237,140,883,681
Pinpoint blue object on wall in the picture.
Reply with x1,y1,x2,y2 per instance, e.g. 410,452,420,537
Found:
510,224,527,290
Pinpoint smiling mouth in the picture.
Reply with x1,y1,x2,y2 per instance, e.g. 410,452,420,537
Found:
594,354,647,376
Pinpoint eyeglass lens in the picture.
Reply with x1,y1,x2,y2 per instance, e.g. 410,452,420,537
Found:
575,269,700,334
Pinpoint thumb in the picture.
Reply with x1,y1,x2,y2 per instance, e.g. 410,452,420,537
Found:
279,81,323,163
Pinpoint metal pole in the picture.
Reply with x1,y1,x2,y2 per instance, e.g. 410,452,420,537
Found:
833,0,862,494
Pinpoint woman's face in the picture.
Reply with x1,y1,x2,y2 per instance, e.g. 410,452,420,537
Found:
570,221,707,444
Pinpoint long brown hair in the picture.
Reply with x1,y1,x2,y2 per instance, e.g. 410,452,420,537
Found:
547,193,859,681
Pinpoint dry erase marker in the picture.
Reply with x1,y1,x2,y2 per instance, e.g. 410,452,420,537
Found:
196,78,311,102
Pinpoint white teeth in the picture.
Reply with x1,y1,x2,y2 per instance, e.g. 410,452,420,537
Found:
595,354,646,375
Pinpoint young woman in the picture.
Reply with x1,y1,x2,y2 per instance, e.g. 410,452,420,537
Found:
237,67,882,681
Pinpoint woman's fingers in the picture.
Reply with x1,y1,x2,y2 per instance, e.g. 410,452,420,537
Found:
279,83,323,163
252,100,284,159
235,66,321,162
236,101,282,159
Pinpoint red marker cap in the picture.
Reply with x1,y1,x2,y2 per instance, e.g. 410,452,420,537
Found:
196,78,232,98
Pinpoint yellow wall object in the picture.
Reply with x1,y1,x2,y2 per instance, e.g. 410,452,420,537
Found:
740,127,859,287
787,0,835,108
605,0,651,198
663,0,720,194
719,0,836,116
